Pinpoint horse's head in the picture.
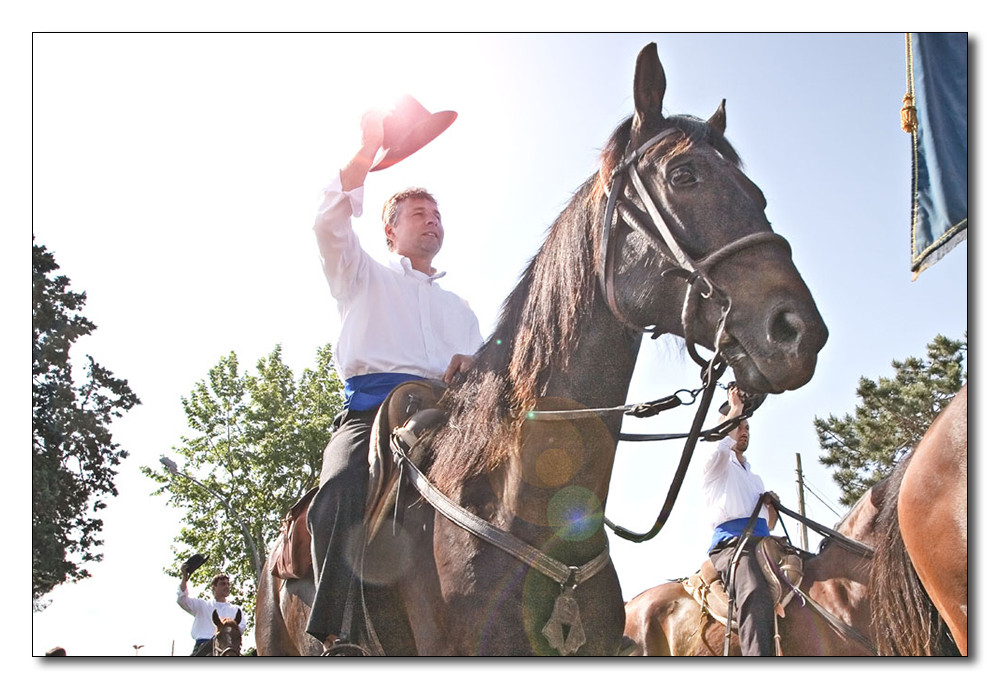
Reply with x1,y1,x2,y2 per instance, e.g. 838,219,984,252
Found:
600,43,827,393
211,609,243,656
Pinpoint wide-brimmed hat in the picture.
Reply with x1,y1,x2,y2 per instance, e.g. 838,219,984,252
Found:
370,94,457,172
183,552,207,574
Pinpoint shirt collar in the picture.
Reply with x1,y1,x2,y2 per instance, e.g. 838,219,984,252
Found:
730,451,750,470
388,253,447,282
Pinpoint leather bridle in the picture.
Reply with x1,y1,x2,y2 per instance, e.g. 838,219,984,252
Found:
599,126,792,367
213,637,241,656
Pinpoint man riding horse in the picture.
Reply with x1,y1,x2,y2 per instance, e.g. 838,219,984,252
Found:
306,99,483,655
701,384,780,655
176,566,247,656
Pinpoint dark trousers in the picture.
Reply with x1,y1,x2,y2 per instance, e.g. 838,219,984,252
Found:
709,537,776,656
306,409,377,642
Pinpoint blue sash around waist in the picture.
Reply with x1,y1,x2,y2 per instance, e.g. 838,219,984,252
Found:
709,517,769,552
344,372,427,411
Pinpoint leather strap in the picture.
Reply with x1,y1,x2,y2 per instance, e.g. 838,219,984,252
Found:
396,446,610,589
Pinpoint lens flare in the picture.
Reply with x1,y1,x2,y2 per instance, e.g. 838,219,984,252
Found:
547,485,603,542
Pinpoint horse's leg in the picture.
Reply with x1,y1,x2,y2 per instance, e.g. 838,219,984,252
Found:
898,385,968,655
280,577,325,656
625,583,719,656
392,506,454,654
343,502,443,656
697,614,738,656
624,588,673,656
255,563,298,656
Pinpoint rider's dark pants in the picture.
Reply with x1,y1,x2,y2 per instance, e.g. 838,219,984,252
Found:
306,409,377,643
709,536,776,656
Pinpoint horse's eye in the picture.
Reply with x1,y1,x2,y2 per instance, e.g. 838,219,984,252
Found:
669,167,697,187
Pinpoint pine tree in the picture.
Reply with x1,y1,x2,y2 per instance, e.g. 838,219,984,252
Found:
814,334,966,505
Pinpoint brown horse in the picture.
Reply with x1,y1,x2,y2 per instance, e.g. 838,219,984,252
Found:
625,449,963,656
625,477,885,656
883,383,968,655
211,609,244,656
255,42,827,656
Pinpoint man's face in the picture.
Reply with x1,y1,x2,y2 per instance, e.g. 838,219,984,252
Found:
386,197,443,262
212,577,230,600
732,420,750,453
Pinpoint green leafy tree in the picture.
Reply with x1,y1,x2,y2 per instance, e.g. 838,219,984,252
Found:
814,333,967,505
142,344,342,624
33,241,141,609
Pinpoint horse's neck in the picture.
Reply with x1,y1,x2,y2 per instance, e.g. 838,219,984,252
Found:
542,295,641,417
835,486,880,545
495,297,641,544
792,494,878,649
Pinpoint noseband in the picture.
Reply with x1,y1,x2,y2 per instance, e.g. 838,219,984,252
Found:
599,127,791,366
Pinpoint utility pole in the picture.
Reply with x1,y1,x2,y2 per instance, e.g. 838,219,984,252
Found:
795,453,808,550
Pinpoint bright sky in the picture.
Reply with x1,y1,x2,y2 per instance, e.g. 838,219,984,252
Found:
19,18,988,678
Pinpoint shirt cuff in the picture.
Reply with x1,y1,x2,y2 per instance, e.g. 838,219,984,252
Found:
718,435,736,451
323,173,364,217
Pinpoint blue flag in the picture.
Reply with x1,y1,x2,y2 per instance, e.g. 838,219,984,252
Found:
906,33,968,278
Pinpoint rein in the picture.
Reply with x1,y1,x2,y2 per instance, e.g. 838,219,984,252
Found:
522,302,737,544
773,503,874,558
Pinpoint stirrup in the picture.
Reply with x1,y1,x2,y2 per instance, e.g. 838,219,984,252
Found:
321,640,368,657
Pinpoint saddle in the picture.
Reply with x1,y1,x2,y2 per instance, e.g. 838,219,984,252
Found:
364,379,447,544
682,536,806,626
269,485,319,580
269,380,447,581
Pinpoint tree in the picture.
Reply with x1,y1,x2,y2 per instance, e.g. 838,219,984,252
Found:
33,241,141,609
142,344,342,624
814,333,967,505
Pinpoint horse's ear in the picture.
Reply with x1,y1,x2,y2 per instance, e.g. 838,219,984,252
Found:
632,42,666,137
235,609,242,624
213,610,222,626
707,99,727,135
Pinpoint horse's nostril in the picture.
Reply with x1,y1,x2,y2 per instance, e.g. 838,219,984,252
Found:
768,308,805,348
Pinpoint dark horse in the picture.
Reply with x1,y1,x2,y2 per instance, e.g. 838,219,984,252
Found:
624,448,961,655
880,383,967,655
256,42,827,656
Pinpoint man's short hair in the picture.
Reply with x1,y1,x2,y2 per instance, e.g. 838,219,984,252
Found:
382,187,437,228
211,573,230,587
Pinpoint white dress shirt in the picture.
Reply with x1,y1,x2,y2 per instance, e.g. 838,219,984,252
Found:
176,587,247,640
312,177,483,385
701,435,767,530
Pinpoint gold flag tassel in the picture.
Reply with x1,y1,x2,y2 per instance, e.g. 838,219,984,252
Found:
901,93,918,133
902,33,918,133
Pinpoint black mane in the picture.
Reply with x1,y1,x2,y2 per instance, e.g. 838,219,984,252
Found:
428,114,738,494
